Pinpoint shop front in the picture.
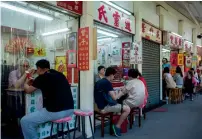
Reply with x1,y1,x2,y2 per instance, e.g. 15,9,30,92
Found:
92,1,135,125
183,40,194,72
197,46,202,70
141,20,162,107
1,1,82,138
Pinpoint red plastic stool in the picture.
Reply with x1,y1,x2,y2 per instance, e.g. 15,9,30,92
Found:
73,110,94,139
50,116,72,139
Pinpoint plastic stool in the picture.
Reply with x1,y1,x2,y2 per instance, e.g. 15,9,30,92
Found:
50,116,72,139
73,110,94,139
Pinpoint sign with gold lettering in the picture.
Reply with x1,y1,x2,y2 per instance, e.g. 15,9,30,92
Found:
78,27,89,70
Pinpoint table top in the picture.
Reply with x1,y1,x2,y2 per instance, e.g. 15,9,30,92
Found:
6,88,25,92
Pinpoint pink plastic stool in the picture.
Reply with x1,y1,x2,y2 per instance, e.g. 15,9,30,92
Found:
73,110,94,139
50,116,72,139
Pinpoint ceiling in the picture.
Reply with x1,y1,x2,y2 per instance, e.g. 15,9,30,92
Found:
166,1,202,30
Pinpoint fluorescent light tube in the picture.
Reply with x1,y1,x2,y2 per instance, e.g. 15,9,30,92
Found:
42,28,70,36
162,48,170,52
97,29,118,38
171,32,182,38
0,2,53,21
103,1,131,15
98,38,112,42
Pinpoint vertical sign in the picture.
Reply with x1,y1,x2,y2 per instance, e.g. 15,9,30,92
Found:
78,27,89,71
192,56,197,69
170,51,178,67
122,42,130,68
130,42,142,64
177,53,184,66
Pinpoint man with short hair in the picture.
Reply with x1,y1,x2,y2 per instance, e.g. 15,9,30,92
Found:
94,67,130,137
95,65,105,82
21,59,74,139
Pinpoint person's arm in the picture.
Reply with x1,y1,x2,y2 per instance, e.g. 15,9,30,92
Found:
9,71,27,88
109,90,123,100
24,79,37,94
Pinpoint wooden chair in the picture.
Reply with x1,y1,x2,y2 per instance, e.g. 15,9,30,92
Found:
129,107,146,129
169,88,179,104
94,104,113,137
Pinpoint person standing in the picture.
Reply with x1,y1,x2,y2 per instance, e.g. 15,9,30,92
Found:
162,58,170,69
173,66,183,88
21,59,74,139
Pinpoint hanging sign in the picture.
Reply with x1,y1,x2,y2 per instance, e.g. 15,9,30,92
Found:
197,46,202,56
130,41,142,64
192,56,197,69
122,42,130,68
56,1,83,15
183,40,193,53
177,53,184,66
185,56,192,68
34,47,46,57
170,51,178,67
166,32,183,49
78,27,89,71
94,1,135,34
142,21,162,44
67,50,77,68
55,56,67,73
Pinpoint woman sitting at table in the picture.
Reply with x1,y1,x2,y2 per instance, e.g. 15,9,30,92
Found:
121,69,146,108
8,58,35,89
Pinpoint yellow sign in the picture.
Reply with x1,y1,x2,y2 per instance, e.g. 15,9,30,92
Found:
34,47,46,56
177,53,184,66
55,56,66,64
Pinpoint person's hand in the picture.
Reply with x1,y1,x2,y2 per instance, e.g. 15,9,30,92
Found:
27,68,36,75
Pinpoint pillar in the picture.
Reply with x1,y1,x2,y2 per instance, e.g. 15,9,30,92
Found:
178,20,184,36
79,1,94,138
192,28,197,55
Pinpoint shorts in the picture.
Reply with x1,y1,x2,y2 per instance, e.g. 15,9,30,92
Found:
101,104,122,113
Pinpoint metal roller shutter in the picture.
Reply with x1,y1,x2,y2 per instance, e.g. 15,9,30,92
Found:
142,39,160,107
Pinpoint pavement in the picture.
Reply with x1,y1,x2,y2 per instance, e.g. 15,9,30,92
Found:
94,95,202,139
2,95,202,139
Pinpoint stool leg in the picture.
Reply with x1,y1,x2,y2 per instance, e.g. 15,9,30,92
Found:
138,108,141,127
89,116,94,139
73,116,77,139
81,116,86,139
56,123,59,139
129,112,133,129
101,116,104,137
62,123,64,139
109,114,113,136
67,122,71,139
50,122,53,139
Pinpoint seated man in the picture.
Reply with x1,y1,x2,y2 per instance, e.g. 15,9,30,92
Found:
94,67,130,137
94,65,105,82
8,58,35,88
122,69,146,108
21,59,74,139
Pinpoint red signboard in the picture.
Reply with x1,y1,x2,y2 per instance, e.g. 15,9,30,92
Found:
78,27,89,71
167,33,183,49
67,68,72,84
57,1,82,15
170,51,178,67
74,68,79,83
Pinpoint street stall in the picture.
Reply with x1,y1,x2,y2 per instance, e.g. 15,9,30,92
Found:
1,1,82,138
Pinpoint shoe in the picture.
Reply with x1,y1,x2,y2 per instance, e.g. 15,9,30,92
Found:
112,125,121,137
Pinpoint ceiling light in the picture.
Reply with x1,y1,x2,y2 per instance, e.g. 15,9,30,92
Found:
0,2,53,21
162,48,170,52
97,29,118,38
42,28,70,36
98,38,112,42
103,1,131,15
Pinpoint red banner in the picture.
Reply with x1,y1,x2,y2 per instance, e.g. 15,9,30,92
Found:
78,27,89,71
57,1,82,15
170,51,178,67
67,68,72,84
74,68,79,83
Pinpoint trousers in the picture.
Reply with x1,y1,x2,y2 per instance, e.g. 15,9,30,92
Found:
21,108,73,139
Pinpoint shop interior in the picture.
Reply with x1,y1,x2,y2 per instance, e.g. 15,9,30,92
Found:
94,23,133,126
1,1,79,138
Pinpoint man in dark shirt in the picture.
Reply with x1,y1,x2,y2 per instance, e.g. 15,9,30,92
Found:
21,59,74,139
94,67,130,137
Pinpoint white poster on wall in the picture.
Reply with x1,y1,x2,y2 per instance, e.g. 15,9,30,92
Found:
130,42,142,64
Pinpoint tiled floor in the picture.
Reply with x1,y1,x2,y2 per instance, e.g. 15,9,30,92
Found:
94,95,202,139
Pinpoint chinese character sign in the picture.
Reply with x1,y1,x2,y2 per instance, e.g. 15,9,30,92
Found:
94,1,135,34
57,1,82,15
130,41,142,64
78,27,89,71
168,33,183,49
170,51,178,67
177,53,184,66
122,42,130,68
185,56,192,68
192,56,197,69
183,40,193,53
141,21,162,44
